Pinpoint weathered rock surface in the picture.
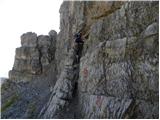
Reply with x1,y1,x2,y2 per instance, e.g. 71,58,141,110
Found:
77,94,134,119
1,1,159,119
9,30,57,81
46,1,158,119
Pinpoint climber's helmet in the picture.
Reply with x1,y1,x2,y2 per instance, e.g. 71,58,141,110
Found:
74,32,81,38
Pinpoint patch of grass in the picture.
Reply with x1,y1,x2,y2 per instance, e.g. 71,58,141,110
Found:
93,105,96,112
1,94,19,112
1,81,11,91
28,102,37,118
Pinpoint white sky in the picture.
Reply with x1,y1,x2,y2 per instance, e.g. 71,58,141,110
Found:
0,0,63,77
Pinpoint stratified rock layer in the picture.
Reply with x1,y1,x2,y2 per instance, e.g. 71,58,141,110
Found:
1,1,159,119
9,30,57,81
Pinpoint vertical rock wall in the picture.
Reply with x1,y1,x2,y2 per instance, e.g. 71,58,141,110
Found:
1,1,159,119
53,1,159,119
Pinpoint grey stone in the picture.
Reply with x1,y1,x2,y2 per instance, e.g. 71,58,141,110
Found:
49,30,57,38
39,44,81,118
9,31,57,81
38,35,51,47
143,22,158,37
21,32,37,47
78,94,135,118
2,1,159,119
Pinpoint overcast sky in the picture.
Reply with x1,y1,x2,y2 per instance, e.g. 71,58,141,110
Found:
0,0,63,77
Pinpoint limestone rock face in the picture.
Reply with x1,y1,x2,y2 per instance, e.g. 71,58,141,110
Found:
1,1,159,119
54,1,158,119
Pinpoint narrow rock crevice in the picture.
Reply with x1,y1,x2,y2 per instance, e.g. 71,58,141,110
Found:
38,43,83,118
1,1,158,119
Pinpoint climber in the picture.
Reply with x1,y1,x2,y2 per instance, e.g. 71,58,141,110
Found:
74,32,84,44
74,32,84,63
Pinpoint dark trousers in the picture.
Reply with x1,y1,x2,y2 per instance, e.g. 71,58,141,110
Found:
74,43,83,63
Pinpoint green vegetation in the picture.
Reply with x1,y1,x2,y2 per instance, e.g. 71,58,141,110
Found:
93,105,96,112
1,81,11,91
28,102,37,118
1,94,19,112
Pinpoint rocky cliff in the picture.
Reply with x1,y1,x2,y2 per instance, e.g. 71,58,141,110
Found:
1,1,159,119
